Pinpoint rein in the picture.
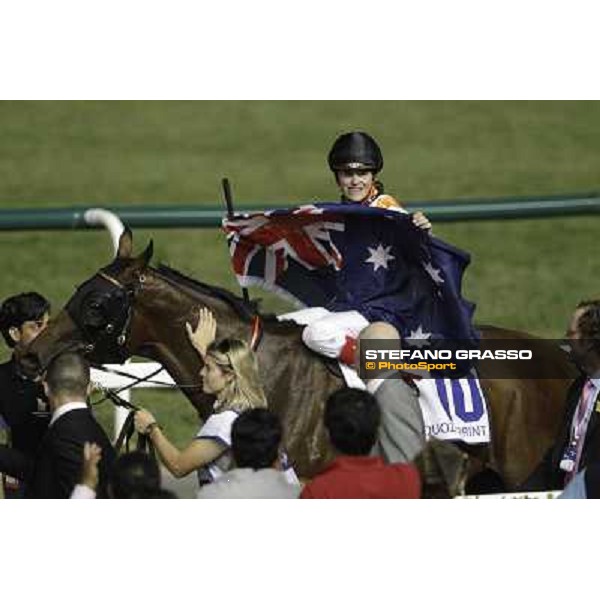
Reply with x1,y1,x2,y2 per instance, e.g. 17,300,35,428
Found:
92,386,151,454
92,363,202,392
93,374,165,456
91,362,201,453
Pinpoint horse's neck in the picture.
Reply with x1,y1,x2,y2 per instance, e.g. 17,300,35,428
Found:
212,306,249,340
175,282,251,341
138,275,299,385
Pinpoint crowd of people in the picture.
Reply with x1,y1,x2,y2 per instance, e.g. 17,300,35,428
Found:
0,131,599,499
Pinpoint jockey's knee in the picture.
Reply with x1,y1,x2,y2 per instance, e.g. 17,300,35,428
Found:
302,323,321,351
302,323,340,359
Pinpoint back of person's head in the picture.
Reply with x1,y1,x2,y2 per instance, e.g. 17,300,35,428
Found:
576,299,600,355
110,451,161,499
359,321,400,342
44,352,90,398
231,408,282,469
0,292,50,347
207,338,267,412
357,322,401,368
324,388,380,456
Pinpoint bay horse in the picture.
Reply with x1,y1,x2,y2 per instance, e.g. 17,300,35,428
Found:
19,230,577,489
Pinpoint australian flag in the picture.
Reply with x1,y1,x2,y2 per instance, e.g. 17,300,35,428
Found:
223,203,479,347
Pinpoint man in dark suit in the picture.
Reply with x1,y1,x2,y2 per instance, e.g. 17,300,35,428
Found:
28,352,115,499
523,300,600,491
0,292,52,496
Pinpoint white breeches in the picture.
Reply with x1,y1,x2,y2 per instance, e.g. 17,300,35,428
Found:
279,307,369,359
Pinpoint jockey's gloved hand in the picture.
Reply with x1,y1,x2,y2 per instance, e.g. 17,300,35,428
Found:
412,211,432,233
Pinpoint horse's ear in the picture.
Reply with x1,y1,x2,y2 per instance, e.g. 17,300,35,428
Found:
137,240,154,267
117,227,133,259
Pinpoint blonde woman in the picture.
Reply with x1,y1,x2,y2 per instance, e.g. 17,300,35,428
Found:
133,307,268,487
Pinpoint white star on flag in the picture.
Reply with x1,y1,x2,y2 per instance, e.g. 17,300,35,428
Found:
423,261,445,285
365,244,395,272
406,325,432,348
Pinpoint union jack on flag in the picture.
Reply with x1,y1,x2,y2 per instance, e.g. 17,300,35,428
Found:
224,205,345,298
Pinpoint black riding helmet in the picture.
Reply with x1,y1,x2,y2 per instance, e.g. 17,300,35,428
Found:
327,131,383,174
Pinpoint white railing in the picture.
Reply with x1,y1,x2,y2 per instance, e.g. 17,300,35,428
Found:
457,490,561,499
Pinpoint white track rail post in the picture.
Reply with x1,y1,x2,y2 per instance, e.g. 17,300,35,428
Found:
83,209,130,440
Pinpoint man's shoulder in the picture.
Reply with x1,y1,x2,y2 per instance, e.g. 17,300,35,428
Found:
52,408,111,443
249,468,301,496
0,358,18,384
299,472,333,499
387,461,420,477
197,469,245,498
377,373,418,392
54,406,92,426
300,457,362,496
198,468,300,499
382,462,421,496
302,457,421,499
374,374,419,402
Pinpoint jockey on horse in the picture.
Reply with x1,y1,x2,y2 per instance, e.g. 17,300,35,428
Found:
294,131,433,365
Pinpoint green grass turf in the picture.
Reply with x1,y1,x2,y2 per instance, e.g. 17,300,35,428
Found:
1,100,599,446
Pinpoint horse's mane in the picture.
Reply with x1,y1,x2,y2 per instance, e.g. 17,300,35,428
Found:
153,264,302,333
155,264,260,321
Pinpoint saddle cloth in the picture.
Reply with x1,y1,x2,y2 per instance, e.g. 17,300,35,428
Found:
414,373,490,444
343,366,490,445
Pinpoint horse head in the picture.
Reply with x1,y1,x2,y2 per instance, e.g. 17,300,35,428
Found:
19,228,154,378
18,229,258,419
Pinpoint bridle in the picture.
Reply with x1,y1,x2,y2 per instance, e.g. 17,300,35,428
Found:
65,269,143,364
94,269,138,357
96,270,135,346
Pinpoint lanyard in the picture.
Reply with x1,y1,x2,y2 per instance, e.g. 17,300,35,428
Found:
571,380,596,444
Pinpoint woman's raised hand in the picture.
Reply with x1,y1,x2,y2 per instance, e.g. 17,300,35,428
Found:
185,307,217,358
